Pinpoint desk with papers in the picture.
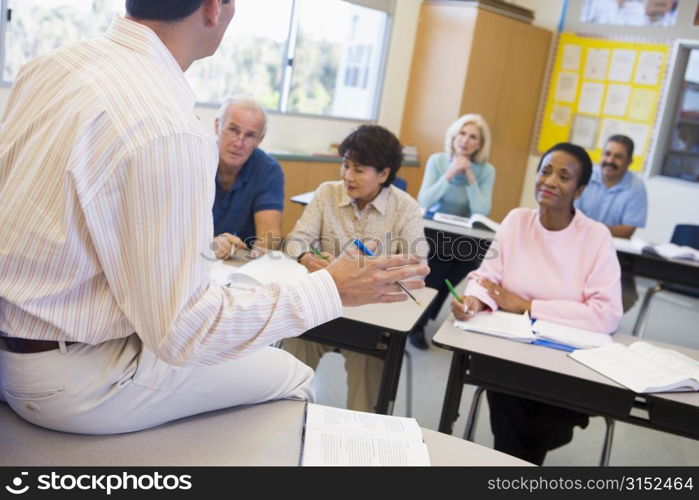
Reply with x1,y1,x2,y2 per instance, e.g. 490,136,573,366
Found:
433,320,699,444
0,400,530,466
213,253,438,415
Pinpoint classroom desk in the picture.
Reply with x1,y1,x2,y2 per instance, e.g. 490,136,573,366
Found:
613,237,699,289
432,320,699,443
300,286,438,415
219,256,438,415
0,400,529,466
420,217,699,290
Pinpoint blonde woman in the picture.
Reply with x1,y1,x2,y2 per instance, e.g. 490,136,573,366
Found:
411,114,496,349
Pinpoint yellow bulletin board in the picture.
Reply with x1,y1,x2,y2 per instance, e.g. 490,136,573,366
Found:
537,33,670,172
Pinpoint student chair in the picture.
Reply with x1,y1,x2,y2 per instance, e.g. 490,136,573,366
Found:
632,224,699,338
392,177,407,191
462,386,616,466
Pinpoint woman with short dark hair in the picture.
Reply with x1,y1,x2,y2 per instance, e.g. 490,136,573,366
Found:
284,125,428,412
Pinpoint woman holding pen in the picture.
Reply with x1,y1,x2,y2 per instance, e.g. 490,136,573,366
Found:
284,125,429,413
450,143,623,465
411,114,495,350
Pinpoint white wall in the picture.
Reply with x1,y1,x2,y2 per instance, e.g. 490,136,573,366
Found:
511,0,567,209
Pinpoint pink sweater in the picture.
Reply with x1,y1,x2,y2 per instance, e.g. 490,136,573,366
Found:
464,208,623,333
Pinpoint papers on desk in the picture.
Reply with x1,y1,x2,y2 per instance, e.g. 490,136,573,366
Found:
209,251,308,289
643,243,699,262
431,212,500,233
453,311,613,350
570,342,699,393
301,404,430,466
615,237,699,262
455,311,534,342
290,191,315,205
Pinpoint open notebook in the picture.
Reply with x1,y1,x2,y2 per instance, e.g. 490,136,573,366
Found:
209,251,308,288
301,403,430,466
569,342,699,393
453,310,613,350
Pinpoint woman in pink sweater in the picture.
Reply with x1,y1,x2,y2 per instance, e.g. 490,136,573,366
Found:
451,142,623,465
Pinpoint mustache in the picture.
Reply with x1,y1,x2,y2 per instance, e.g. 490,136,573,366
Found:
602,162,618,169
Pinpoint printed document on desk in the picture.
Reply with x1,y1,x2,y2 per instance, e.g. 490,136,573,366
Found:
301,403,430,466
209,251,308,289
570,342,699,393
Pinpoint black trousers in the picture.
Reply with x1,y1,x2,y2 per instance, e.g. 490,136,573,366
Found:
420,228,488,325
487,391,589,465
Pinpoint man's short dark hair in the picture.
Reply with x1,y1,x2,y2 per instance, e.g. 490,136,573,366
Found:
126,0,230,22
606,134,634,160
537,142,593,188
338,125,404,188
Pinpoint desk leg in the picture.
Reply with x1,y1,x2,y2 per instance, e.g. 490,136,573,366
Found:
375,331,407,415
438,351,469,434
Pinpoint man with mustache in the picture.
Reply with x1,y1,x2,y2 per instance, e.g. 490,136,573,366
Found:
575,134,647,311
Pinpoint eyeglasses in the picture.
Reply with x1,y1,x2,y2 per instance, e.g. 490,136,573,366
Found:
222,126,261,145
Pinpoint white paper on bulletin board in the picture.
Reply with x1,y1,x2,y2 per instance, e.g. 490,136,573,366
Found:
537,33,670,173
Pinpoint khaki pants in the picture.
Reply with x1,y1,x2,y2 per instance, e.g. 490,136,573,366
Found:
0,334,314,434
283,337,383,413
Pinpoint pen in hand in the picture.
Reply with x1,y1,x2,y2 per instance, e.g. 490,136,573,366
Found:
352,238,423,307
311,245,329,261
446,278,477,317
445,278,463,303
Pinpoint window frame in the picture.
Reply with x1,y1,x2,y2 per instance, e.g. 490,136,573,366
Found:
648,38,699,181
0,0,393,121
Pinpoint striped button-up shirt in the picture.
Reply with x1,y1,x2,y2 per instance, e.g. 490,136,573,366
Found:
0,17,341,365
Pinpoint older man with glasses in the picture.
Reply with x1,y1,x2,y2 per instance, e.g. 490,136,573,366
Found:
212,95,284,257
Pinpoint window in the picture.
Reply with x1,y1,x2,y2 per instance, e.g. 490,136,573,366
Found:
2,0,123,83
658,46,699,183
1,0,392,121
187,0,294,110
286,0,388,119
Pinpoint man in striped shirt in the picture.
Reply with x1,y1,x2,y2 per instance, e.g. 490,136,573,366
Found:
0,0,427,434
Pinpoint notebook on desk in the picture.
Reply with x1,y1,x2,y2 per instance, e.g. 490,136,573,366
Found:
453,311,613,350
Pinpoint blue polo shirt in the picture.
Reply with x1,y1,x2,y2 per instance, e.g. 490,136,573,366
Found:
213,148,284,247
574,166,647,228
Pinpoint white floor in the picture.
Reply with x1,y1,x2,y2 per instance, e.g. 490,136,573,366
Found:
311,277,699,466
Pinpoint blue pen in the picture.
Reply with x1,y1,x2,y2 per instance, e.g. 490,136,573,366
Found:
531,338,576,353
352,239,422,307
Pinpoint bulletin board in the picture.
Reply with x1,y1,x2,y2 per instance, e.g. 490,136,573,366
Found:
537,33,670,172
